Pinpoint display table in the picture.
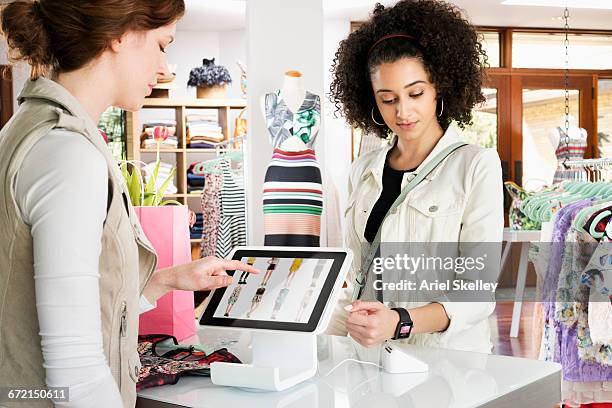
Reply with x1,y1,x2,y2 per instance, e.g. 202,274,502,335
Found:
136,328,561,408
501,228,541,338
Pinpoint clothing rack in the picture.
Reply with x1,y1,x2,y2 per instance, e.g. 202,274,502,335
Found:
213,135,245,150
560,158,612,182
564,158,612,168
193,150,244,175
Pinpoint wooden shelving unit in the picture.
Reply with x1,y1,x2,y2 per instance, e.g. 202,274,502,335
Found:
126,95,247,252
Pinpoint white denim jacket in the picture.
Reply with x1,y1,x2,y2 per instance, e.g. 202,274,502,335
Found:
326,126,504,353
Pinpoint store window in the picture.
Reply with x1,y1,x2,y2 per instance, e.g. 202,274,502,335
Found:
462,88,498,149
98,106,126,161
512,32,612,69
480,32,501,68
599,78,612,158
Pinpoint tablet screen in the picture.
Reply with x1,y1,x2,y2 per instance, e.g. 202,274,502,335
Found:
199,249,348,332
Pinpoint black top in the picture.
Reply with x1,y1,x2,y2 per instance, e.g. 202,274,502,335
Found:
364,161,417,243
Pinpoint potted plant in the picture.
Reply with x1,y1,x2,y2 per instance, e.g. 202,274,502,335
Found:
187,58,232,99
120,126,179,206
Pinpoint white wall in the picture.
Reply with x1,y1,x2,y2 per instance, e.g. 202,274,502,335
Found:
165,29,246,99
218,30,247,99
166,30,220,98
1,29,246,106
246,0,325,245
322,19,353,240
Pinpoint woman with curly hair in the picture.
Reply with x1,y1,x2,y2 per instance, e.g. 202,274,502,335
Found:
327,0,504,353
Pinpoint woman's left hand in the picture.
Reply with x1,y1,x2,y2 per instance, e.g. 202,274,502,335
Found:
344,300,399,347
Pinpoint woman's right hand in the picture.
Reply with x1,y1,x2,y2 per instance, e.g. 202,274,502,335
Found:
143,256,260,304
173,256,260,291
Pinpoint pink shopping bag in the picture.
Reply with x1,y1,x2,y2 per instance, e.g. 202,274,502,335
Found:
135,205,196,341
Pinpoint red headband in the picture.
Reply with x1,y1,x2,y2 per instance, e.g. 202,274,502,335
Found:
367,33,420,57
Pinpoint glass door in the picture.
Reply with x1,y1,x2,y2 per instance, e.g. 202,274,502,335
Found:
598,78,612,158
515,75,594,190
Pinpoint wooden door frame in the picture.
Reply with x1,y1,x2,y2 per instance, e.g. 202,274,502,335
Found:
0,65,13,128
488,71,594,184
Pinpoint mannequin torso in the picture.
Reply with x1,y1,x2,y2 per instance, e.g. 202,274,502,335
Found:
261,71,309,151
548,115,587,157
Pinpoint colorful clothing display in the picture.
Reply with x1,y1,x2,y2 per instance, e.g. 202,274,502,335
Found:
526,185,612,406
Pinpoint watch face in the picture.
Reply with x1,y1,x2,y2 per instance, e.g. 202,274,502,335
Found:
399,323,412,337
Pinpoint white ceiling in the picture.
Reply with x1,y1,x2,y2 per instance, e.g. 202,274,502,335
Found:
178,0,612,32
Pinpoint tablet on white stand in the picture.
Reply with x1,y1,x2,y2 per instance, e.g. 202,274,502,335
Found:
199,246,353,391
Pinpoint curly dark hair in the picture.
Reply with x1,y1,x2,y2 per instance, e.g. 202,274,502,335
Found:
329,0,488,139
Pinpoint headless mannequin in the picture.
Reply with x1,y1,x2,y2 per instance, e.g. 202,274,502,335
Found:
548,115,587,152
261,70,309,152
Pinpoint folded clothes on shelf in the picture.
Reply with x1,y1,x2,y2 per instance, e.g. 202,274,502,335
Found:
142,136,179,149
190,217,204,239
143,119,177,127
187,173,205,187
141,122,179,149
143,126,176,137
186,129,224,143
144,161,178,195
186,113,218,123
187,141,220,149
187,120,221,128
187,186,204,194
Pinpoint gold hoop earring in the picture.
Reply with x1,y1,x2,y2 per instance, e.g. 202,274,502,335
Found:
437,98,444,118
371,107,385,126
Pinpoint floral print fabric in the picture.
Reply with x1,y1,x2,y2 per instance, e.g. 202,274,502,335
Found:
264,90,320,149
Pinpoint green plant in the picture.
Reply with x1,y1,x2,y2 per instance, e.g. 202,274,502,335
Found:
119,126,181,207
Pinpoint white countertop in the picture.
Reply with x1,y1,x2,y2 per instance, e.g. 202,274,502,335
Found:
137,329,562,408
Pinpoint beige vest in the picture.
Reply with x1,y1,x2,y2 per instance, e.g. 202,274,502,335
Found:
0,78,157,407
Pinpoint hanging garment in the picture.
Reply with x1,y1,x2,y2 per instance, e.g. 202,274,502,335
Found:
554,230,612,369
200,173,222,258
215,159,247,258
505,181,542,230
582,234,612,353
263,148,323,246
540,200,594,363
553,126,587,183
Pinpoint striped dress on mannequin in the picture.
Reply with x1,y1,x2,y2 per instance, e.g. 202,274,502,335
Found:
263,90,322,246
553,126,587,183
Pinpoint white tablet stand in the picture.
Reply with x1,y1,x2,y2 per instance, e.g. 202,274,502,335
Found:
210,330,317,391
